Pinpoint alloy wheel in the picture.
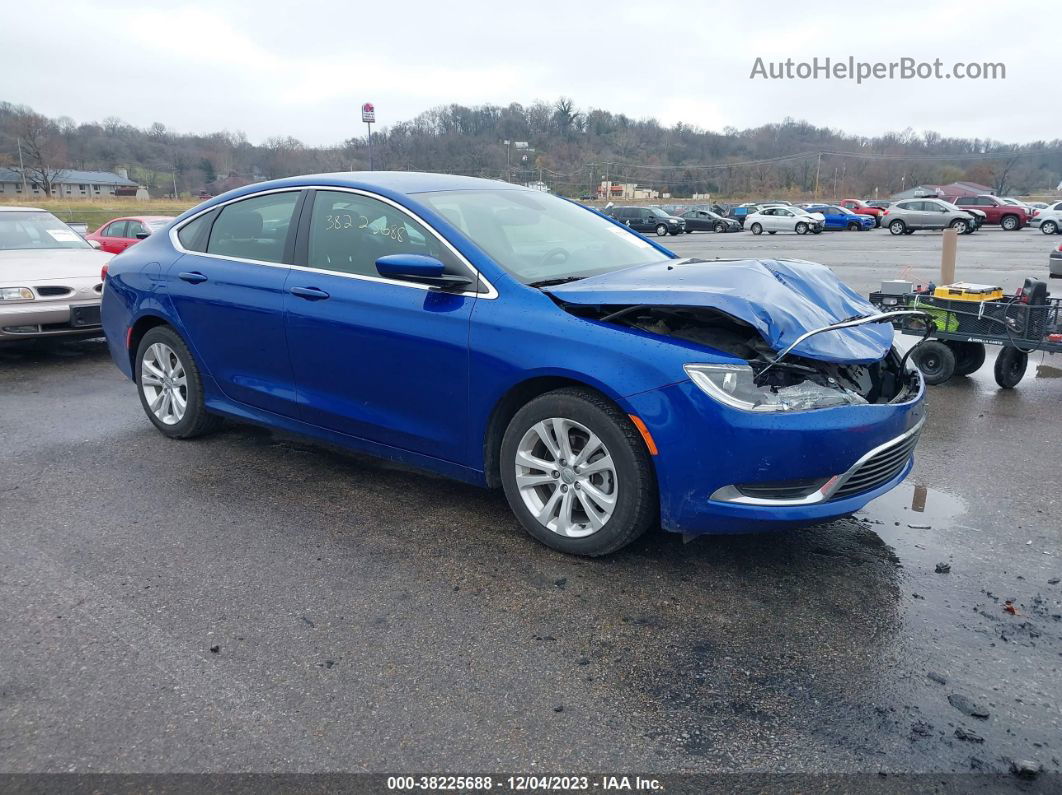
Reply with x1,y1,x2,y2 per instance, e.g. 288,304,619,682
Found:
140,342,187,426
514,417,618,538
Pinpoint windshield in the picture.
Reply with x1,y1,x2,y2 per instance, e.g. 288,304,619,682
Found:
418,189,670,284
646,207,671,218
0,211,90,251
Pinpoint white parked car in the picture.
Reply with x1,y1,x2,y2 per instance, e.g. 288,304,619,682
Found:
1032,201,1062,234
746,206,826,235
0,207,111,342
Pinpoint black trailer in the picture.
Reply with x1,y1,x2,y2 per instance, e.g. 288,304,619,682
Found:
868,280,1062,388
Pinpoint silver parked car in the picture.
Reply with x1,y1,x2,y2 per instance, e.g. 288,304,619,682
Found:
0,207,111,342
884,199,979,235
746,205,825,235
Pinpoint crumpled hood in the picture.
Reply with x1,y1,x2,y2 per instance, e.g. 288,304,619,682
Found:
546,258,893,364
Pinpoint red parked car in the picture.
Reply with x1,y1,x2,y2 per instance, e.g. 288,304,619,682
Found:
942,195,1029,230
838,199,885,227
84,216,175,254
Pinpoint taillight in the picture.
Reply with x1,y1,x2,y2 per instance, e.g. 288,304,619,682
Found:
882,209,889,215
101,263,109,281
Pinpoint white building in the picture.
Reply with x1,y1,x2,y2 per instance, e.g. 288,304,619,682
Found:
0,168,140,199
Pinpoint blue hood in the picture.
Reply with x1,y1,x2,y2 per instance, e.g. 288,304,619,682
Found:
546,258,893,364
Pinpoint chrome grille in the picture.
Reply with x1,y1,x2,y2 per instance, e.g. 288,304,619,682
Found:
831,428,921,500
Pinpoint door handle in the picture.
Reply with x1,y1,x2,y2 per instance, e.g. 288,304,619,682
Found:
178,271,207,284
290,286,330,301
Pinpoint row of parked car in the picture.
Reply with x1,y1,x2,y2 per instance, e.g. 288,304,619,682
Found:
604,194,1062,238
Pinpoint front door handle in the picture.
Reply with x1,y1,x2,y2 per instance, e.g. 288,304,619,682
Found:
178,271,207,284
290,286,330,301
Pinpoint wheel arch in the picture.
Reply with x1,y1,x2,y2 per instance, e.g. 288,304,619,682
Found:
482,375,633,489
127,313,171,373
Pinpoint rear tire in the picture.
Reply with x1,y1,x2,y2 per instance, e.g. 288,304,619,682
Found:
136,326,222,439
499,388,657,556
946,341,986,376
889,220,906,235
1001,214,1020,231
993,347,1027,388
910,340,955,385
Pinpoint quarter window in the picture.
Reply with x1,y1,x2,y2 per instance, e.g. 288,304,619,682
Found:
207,191,299,263
305,190,461,278
177,211,215,252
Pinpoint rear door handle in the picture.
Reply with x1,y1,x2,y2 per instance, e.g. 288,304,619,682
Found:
178,271,208,284
290,286,330,301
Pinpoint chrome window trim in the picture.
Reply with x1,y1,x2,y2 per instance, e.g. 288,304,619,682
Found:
168,185,498,299
709,416,925,507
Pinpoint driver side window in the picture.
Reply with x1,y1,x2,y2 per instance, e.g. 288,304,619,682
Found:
306,191,461,278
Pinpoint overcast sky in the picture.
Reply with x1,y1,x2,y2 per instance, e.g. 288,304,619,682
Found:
3,1,1054,146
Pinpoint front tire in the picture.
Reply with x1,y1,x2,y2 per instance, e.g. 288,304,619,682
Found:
714,222,725,233
750,223,763,235
946,341,986,376
499,388,657,556
136,326,222,439
655,224,668,237
847,222,861,231
889,220,906,235
910,339,955,385
795,222,808,235
950,219,969,234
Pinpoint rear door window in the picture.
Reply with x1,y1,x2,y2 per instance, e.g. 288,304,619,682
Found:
206,192,300,264
105,220,128,238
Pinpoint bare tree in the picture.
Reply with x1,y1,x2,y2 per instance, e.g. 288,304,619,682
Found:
14,112,65,197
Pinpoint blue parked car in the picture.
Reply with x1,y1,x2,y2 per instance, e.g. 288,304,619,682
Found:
101,173,925,556
805,204,876,231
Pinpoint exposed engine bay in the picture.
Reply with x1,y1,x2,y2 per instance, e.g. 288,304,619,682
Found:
566,303,919,406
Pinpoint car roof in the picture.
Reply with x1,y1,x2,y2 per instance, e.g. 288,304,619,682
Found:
173,171,533,226
271,171,510,195
105,215,176,222
0,206,46,212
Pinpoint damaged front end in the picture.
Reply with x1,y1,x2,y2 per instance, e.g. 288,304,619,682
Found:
566,303,922,411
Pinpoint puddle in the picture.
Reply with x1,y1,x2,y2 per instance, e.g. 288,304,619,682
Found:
1035,363,1062,379
856,482,968,573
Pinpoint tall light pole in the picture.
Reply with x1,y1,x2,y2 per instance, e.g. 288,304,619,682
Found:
362,102,376,170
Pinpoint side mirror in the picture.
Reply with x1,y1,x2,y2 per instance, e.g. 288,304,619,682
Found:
375,254,473,290
135,231,150,239
87,239,102,249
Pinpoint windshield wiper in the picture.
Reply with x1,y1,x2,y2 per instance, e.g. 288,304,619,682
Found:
528,276,586,288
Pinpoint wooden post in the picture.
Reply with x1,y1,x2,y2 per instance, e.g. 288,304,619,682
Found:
940,227,957,285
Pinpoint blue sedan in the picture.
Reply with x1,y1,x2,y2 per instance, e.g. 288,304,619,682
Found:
101,173,925,556
805,204,876,231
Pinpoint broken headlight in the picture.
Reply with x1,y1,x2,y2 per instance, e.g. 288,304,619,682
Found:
684,363,868,412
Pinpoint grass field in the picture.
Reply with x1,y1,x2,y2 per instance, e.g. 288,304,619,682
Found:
0,198,199,232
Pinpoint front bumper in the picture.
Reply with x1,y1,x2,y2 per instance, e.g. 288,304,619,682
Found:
0,281,103,341
1049,251,1062,279
626,376,926,535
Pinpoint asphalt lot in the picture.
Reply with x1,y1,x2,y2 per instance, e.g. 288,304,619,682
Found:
1,226,1060,780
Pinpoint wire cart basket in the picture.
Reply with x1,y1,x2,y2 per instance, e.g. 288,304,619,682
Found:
869,283,1062,388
